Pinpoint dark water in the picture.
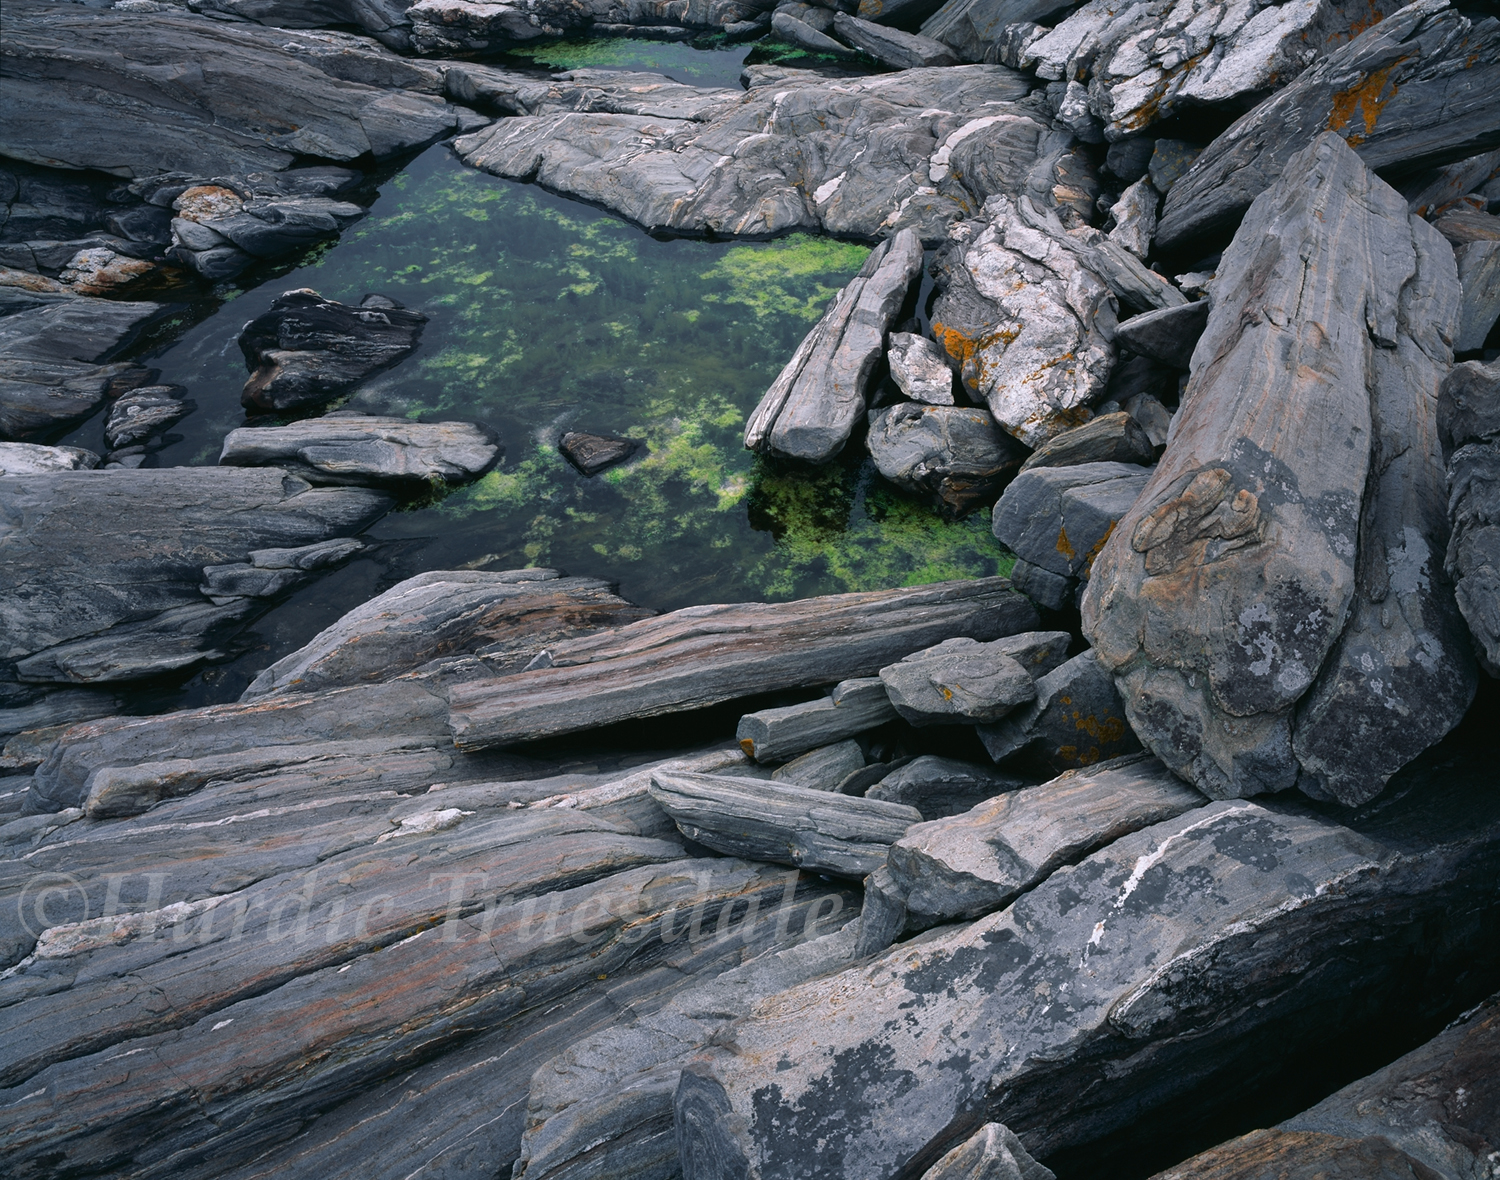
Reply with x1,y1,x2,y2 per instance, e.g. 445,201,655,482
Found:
492,36,757,88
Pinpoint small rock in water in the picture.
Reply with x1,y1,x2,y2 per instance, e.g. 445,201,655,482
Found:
103,385,191,451
887,332,956,405
558,430,641,476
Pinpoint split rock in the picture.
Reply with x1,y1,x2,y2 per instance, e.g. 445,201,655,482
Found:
738,678,901,764
888,331,957,405
1114,300,1212,371
992,460,1151,579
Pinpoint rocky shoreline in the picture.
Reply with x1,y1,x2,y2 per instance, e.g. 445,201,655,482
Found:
2,0,1499,1176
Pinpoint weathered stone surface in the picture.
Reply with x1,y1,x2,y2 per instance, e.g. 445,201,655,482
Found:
1454,240,1500,352
772,740,867,792
1019,411,1155,472
867,402,1027,515
0,290,165,440
1441,360,1500,676
244,568,655,699
993,461,1151,578
1086,135,1474,801
888,331,957,405
669,738,1500,1180
864,755,1026,820
0,6,464,179
103,385,192,452
0,442,98,474
921,1124,1053,1180
1008,558,1075,611
1157,0,1500,250
774,9,858,53
446,65,741,123
168,178,365,280
455,67,1054,241
559,429,641,475
832,13,959,67
1123,390,1174,449
747,230,924,462
221,413,498,485
189,0,418,50
738,677,902,763
885,753,1201,925
881,642,1036,725
1106,177,1158,258
1114,300,1212,371
649,769,921,877
931,196,1118,447
977,649,1141,770
919,0,1075,62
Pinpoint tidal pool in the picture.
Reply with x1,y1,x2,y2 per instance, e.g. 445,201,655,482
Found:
94,142,1013,699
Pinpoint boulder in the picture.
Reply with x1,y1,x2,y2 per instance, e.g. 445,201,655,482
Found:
220,413,499,485
883,753,1202,926
648,769,922,877
992,461,1151,579
888,331,957,405
921,1124,1053,1180
1454,241,1500,352
738,678,902,763
866,402,1028,516
831,13,959,68
1122,391,1174,450
102,385,191,451
168,181,364,280
1018,411,1156,472
773,10,859,53
0,442,98,474
559,430,641,476
879,632,1069,725
864,755,1026,819
772,740,867,792
1157,0,1500,250
1113,300,1212,371
977,649,1141,770
1008,558,1075,612
239,290,428,413
1085,135,1475,802
746,230,924,463
1440,360,1500,675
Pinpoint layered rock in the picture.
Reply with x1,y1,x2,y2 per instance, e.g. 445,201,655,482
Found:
887,331,958,405
738,678,900,763
1085,135,1473,801
1018,411,1155,471
220,413,499,485
867,402,1027,515
1440,360,1500,675
879,631,1070,725
976,649,1142,770
863,755,1027,819
992,461,1151,580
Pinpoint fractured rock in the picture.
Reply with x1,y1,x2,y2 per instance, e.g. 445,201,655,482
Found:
1018,411,1156,472
221,413,499,485
1114,299,1212,371
1106,177,1158,258
1086,135,1475,801
866,402,1028,516
888,331,957,405
772,740,867,792
921,1124,1054,1180
1454,241,1500,352
864,755,1026,820
977,648,1141,770
1440,360,1500,676
747,229,924,463
738,678,902,763
992,460,1151,579
832,13,959,68
880,635,1060,725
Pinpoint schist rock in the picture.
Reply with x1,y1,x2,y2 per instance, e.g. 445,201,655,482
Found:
449,579,1040,749
167,177,365,281
918,0,1078,63
0,442,98,474
738,678,902,764
888,332,957,406
102,385,191,452
746,229,924,463
1453,240,1500,353
648,769,922,878
1440,360,1500,675
772,741,867,793
1106,178,1158,259
1018,411,1156,472
831,13,959,68
0,468,390,687
1114,300,1213,372
220,414,499,486
1085,135,1476,804
864,755,1028,821
242,568,655,698
879,631,1071,726
977,649,1142,771
559,430,642,476
238,290,428,412
866,402,1028,516
919,1124,1054,1180
992,461,1152,580
0,5,465,178
1157,0,1500,250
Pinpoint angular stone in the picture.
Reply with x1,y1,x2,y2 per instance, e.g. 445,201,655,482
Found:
1123,391,1173,450
888,331,956,405
1157,0,1500,250
977,649,1141,770
919,0,1076,62
880,643,1036,725
221,413,499,485
1454,240,1500,352
1008,558,1074,612
992,461,1151,579
0,442,98,474
921,1124,1054,1180
1086,135,1473,800
1107,177,1158,258
772,10,858,54
239,289,428,413
832,13,959,68
103,385,191,451
864,755,1026,820
1114,300,1212,371
1441,361,1500,676
559,430,641,476
772,740,867,792
1432,203,1500,246
648,770,921,878
747,229,924,463
867,402,1027,516
885,753,1202,924
738,678,902,764
1019,411,1156,472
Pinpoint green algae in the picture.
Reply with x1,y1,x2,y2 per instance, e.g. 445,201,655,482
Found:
497,37,752,87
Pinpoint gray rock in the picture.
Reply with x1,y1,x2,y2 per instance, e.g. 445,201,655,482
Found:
921,1124,1053,1180
1106,137,1155,185
772,740,867,792
239,289,428,413
919,0,1077,62
244,568,654,698
930,196,1118,447
1440,361,1500,675
887,331,957,405
648,769,921,877
559,430,641,476
221,414,498,485
445,65,742,123
1407,145,1500,219
747,229,924,462
866,402,1027,516
977,649,1141,770
1157,0,1500,250
0,6,464,178
0,442,98,474
1018,411,1156,472
832,13,958,67
773,9,860,53
1122,391,1173,450
885,753,1201,925
452,579,1039,750
1148,139,1203,194
188,0,417,50
103,385,191,451
1086,135,1474,802
1428,201,1500,247
1454,240,1500,352
1008,558,1074,611
1115,299,1211,371
992,461,1151,579
199,537,365,604
865,754,1026,819
880,642,1037,725
1439,358,1500,457
168,182,364,279
738,678,902,763
1106,177,1157,258
0,468,390,688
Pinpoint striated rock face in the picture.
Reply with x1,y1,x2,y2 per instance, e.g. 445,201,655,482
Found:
1441,360,1500,676
867,402,1028,515
220,413,499,486
1157,0,1500,250
1085,134,1473,802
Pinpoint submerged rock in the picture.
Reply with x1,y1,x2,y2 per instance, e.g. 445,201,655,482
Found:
559,430,642,476
221,413,499,486
102,385,191,451
866,402,1027,516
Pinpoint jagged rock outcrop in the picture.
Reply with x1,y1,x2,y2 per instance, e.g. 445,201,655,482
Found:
1157,0,1500,250
867,402,1028,515
1440,359,1500,676
1085,134,1475,802
220,413,499,485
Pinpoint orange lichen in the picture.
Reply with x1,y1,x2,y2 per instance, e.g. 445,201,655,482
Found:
1083,520,1117,576
1056,527,1075,560
1327,61,1403,145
